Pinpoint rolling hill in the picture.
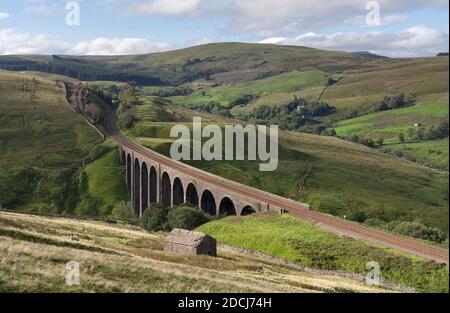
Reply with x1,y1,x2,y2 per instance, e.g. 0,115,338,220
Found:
0,43,392,85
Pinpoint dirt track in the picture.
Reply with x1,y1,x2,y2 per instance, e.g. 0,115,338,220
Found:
99,92,448,265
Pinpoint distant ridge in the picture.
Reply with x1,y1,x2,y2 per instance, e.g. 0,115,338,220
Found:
0,42,392,86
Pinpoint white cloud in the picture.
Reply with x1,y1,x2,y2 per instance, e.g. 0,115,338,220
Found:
70,37,169,55
0,28,68,55
0,29,169,55
125,0,448,36
0,12,10,20
259,26,449,57
127,0,201,16
258,37,287,44
226,0,449,35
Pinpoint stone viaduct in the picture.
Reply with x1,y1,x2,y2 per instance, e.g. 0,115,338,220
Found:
118,142,284,217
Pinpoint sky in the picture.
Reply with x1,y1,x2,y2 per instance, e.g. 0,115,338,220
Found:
0,0,448,57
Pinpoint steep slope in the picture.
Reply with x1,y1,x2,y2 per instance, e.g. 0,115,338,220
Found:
0,70,126,215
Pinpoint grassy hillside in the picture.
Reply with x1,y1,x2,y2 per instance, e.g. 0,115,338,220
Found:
170,70,327,109
0,70,101,212
0,70,126,216
320,57,449,120
0,211,389,293
162,55,448,171
2,45,446,172
198,213,449,293
121,95,449,233
77,142,128,217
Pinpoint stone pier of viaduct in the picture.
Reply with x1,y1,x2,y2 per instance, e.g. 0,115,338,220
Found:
119,144,275,217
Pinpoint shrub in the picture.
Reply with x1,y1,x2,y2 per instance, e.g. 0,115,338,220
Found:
364,218,387,228
388,221,447,244
360,138,375,148
349,211,368,223
144,205,171,231
167,207,211,230
365,219,448,244
111,201,135,224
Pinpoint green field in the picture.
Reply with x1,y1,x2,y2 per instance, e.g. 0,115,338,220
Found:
334,101,449,169
381,138,449,170
335,101,449,142
198,213,449,292
170,70,327,108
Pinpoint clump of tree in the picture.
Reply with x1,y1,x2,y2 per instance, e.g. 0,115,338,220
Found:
230,94,256,107
241,96,334,131
145,86,193,97
347,93,408,119
406,121,449,142
341,134,384,148
189,102,232,118
140,205,214,232
299,124,337,136
378,93,406,111
117,84,143,129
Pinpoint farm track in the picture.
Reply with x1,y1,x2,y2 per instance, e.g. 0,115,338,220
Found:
68,84,449,264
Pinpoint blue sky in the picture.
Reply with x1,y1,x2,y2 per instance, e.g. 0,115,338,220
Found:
0,0,448,56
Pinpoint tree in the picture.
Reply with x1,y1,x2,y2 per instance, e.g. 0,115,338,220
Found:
361,138,375,148
144,206,171,231
407,128,417,141
167,207,211,230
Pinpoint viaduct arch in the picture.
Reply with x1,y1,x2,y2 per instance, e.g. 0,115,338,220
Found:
118,142,297,218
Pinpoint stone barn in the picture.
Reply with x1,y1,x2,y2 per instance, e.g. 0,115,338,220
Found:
163,229,217,257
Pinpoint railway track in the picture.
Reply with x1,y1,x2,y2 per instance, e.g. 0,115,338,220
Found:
103,100,449,264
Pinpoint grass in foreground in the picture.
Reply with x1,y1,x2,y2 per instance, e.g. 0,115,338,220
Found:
0,212,387,293
198,213,449,293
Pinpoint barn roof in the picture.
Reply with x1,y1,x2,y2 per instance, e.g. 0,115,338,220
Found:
165,229,213,247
